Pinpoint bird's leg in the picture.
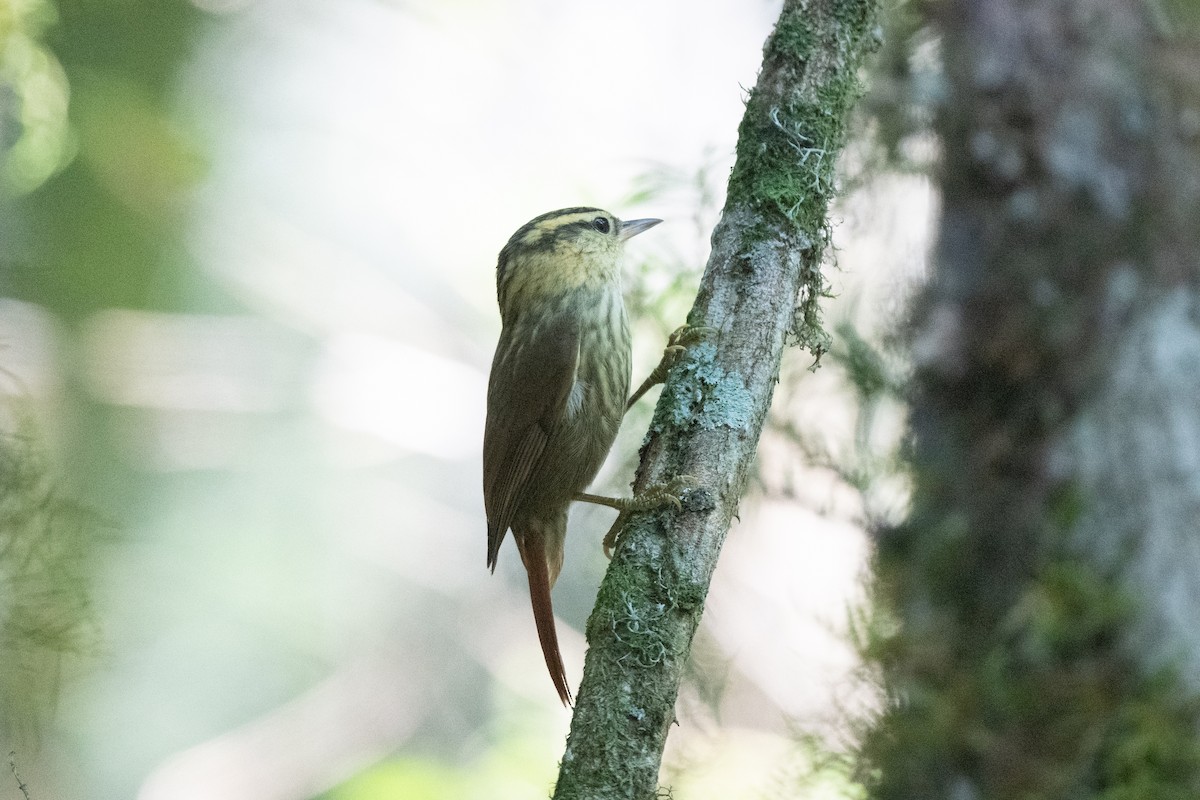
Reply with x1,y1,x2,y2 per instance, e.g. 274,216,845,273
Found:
574,475,699,557
625,325,715,412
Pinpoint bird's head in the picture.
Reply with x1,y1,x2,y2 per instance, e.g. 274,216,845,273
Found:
496,207,660,316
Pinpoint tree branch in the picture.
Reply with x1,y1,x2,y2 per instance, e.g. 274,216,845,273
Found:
553,2,880,797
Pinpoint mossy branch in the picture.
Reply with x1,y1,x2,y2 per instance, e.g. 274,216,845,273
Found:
552,2,880,797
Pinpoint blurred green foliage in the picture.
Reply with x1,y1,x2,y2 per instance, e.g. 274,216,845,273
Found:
3,0,205,318
0,0,71,195
0,401,99,739
1,0,206,743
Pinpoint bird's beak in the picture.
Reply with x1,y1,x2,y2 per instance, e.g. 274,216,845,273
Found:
618,217,663,241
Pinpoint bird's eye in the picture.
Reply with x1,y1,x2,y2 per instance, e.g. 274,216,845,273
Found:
592,217,611,234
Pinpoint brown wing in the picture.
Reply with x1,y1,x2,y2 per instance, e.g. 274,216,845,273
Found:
483,314,578,570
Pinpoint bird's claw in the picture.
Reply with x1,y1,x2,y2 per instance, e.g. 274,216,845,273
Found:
648,474,699,510
667,324,715,350
602,517,626,559
625,326,715,412
660,326,714,370
601,475,700,557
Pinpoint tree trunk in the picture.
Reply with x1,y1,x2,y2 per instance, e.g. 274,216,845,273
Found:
866,1,1200,797
551,1,880,798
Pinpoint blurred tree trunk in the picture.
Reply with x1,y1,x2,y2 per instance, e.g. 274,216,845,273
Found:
867,1,1200,797
551,1,880,798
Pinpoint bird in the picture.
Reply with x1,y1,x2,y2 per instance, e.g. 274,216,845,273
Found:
483,207,700,704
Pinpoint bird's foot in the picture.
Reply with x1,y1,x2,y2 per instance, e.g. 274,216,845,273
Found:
626,325,716,410
598,475,699,558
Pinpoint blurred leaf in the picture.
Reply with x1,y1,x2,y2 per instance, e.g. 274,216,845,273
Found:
72,72,206,222
5,0,207,318
0,0,74,195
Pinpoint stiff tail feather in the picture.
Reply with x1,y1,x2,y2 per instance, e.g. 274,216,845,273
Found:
516,534,572,705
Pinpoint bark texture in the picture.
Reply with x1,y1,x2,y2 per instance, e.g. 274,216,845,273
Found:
552,1,880,798
866,1,1200,797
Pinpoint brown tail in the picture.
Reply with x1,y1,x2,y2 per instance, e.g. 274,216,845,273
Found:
516,534,572,705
